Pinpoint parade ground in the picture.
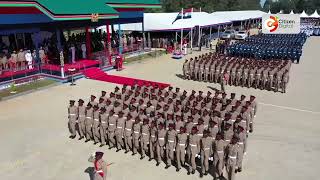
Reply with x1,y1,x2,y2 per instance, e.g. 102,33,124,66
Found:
0,37,319,180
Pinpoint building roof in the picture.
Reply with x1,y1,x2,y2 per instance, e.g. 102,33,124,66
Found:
106,0,161,8
0,0,119,21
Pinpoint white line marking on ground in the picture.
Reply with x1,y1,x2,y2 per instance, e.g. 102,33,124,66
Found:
259,102,320,114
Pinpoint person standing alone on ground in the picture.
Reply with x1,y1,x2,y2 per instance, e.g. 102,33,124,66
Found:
220,71,229,93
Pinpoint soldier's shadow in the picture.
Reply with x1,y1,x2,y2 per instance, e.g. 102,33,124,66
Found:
84,167,95,180
175,74,185,79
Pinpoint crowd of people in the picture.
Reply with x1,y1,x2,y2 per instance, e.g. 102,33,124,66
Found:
182,53,291,93
226,34,307,64
68,84,257,179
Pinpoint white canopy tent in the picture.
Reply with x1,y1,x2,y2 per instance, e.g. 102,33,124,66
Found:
210,10,266,22
98,11,266,32
300,10,309,18
289,10,294,14
268,10,271,14
309,10,320,18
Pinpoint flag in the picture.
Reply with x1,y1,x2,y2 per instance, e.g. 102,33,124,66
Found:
172,8,193,24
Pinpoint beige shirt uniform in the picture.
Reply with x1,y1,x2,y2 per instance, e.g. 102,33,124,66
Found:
226,143,239,180
68,105,77,136
166,129,177,166
213,139,226,177
156,129,167,163
85,108,94,140
140,124,150,157
176,132,188,169
108,114,118,147
124,118,134,151
92,110,101,143
115,116,126,149
78,105,86,137
149,126,158,159
100,112,109,145
200,136,213,173
188,133,200,172
132,122,141,154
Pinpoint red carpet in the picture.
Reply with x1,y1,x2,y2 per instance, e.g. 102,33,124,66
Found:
41,60,100,72
0,67,39,79
83,67,170,88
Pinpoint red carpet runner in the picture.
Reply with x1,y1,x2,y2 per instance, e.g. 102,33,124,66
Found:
83,67,170,88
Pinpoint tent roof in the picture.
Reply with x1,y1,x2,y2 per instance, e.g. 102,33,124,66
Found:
210,10,266,22
289,10,294,14
101,10,266,32
0,0,119,20
309,10,320,18
300,10,309,18
106,0,161,8
268,10,271,14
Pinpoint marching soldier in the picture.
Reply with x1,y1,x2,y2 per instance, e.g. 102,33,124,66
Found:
226,136,240,180
149,121,158,161
77,99,86,140
156,123,167,166
85,103,94,142
165,124,177,169
115,111,125,151
107,110,117,149
89,95,98,107
92,105,101,144
68,100,77,139
124,114,134,153
187,127,200,175
132,118,141,156
99,107,108,147
282,70,289,93
235,125,246,172
213,133,226,179
88,151,108,180
176,127,188,172
140,119,150,159
200,130,213,177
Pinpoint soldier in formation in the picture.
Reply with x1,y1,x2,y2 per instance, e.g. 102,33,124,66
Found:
183,53,291,93
68,84,258,179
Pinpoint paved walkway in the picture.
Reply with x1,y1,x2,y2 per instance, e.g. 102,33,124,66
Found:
0,37,319,180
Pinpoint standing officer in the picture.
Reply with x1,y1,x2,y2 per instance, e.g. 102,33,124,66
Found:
187,127,200,175
89,95,98,107
226,136,240,180
77,99,86,140
282,70,289,93
99,107,108,147
183,59,190,79
115,111,125,151
200,130,213,177
176,127,188,172
85,103,94,142
88,152,108,180
68,100,77,139
140,119,150,160
156,123,167,166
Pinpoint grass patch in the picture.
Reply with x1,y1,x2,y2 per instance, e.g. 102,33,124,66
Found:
124,50,166,64
0,79,57,100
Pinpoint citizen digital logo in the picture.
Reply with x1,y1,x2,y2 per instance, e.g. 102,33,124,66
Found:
262,14,300,34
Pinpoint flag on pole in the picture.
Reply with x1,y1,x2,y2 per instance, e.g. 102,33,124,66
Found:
172,8,193,24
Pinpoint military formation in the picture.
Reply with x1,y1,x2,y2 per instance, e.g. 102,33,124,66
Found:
183,53,291,93
226,34,307,64
68,84,257,180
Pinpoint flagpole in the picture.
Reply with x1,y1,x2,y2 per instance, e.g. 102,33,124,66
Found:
190,8,193,52
180,8,183,52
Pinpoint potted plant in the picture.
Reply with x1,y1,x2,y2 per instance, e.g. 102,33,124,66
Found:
10,82,17,94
